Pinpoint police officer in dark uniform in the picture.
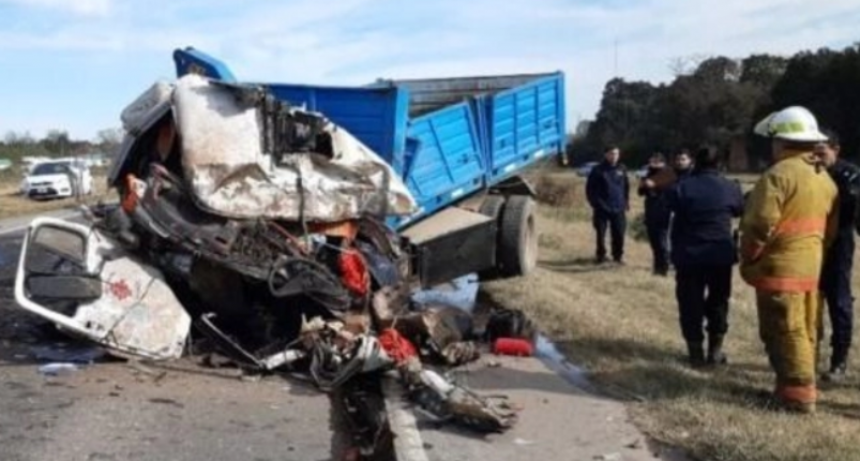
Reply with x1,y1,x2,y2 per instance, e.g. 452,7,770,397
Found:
667,146,744,367
638,153,672,275
586,146,630,264
816,130,860,381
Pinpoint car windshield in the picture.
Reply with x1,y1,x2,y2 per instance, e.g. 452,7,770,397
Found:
32,162,71,176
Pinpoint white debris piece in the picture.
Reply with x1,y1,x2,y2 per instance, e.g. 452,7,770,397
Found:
121,80,174,132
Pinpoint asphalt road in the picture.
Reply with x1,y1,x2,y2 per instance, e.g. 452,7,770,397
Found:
0,219,352,461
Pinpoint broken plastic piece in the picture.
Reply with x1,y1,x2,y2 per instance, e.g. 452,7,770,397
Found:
493,338,534,357
339,250,370,298
261,349,305,370
378,328,418,365
38,363,80,376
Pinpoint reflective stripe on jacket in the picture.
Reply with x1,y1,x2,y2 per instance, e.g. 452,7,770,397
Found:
739,150,839,292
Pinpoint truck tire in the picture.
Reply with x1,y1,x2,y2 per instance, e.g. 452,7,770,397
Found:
498,195,537,277
477,195,506,281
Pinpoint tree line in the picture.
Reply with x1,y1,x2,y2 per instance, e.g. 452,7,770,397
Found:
572,43,860,170
1,128,123,163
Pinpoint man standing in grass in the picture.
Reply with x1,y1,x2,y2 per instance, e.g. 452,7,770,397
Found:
638,152,673,276
667,146,744,367
740,106,838,414
815,130,860,382
586,146,630,265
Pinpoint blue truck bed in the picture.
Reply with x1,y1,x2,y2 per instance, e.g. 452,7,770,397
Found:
172,47,566,229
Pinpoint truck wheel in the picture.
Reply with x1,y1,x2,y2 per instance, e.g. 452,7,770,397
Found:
498,195,538,277
476,196,506,281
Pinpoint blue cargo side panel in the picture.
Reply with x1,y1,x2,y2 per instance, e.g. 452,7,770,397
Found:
399,103,485,225
485,73,565,181
267,85,409,173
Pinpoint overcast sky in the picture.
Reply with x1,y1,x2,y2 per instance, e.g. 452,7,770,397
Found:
1,0,858,140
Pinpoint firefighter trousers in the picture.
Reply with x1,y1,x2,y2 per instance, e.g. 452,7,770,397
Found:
756,290,822,403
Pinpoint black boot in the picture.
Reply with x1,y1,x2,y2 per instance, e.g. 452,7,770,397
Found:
822,345,849,382
707,335,728,366
687,342,706,368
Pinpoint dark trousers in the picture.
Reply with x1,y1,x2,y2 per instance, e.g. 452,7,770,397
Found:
593,210,626,261
675,264,732,344
821,233,855,349
646,219,670,274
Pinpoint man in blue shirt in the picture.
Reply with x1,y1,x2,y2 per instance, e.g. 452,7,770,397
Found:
667,146,744,367
586,146,630,264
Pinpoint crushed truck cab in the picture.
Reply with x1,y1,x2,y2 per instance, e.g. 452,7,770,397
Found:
171,47,566,284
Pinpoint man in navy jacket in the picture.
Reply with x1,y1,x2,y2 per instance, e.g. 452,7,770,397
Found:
816,130,860,381
638,152,672,275
667,146,744,367
586,146,630,264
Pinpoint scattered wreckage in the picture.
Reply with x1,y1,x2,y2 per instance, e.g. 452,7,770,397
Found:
14,47,566,455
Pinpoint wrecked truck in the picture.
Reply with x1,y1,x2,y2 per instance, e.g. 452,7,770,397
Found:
14,47,565,438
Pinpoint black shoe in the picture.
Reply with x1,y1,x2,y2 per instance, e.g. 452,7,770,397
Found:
595,256,608,265
821,345,849,382
822,364,848,382
707,335,728,366
687,342,706,368
613,258,625,266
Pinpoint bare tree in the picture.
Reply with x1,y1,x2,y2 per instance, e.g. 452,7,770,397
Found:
96,128,125,156
668,54,710,77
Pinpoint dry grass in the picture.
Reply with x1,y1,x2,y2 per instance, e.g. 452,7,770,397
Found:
0,174,112,220
485,171,860,461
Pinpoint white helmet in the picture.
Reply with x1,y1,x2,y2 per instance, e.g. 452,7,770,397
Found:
753,106,828,143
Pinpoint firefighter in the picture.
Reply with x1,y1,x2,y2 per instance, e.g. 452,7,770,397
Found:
638,153,672,275
815,130,860,382
586,146,630,264
667,146,744,367
740,106,838,414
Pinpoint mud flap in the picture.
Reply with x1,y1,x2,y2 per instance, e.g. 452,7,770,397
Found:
14,217,191,360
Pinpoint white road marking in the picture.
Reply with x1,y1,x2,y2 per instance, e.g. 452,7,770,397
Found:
382,374,430,461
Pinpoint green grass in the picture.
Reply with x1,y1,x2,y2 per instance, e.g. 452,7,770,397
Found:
484,172,860,461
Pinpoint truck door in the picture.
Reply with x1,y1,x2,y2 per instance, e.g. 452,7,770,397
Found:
15,217,191,360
